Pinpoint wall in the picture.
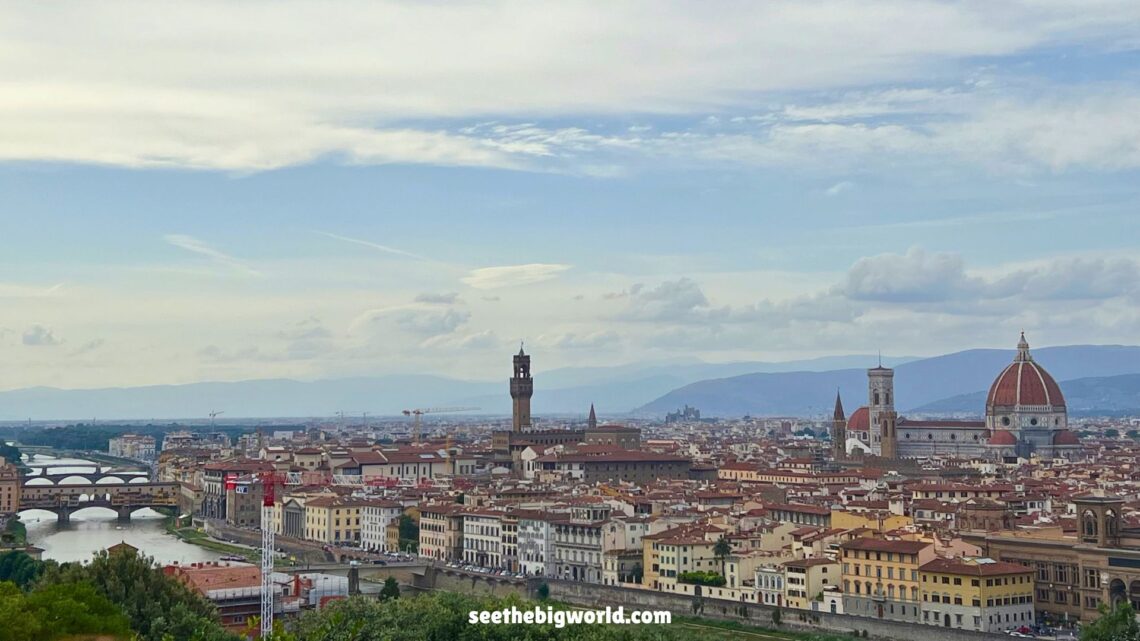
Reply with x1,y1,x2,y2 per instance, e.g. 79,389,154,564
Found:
413,566,530,598
540,580,1010,641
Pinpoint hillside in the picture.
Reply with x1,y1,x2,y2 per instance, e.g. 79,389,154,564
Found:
0,354,910,420
637,345,1140,417
914,373,1140,416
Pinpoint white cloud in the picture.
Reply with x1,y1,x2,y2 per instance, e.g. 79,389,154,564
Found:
825,181,855,196
22,325,62,346
3,2,1140,171
316,231,429,261
164,234,260,276
414,292,461,305
461,264,571,290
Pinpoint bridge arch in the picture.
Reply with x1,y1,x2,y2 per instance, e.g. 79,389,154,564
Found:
24,477,53,486
59,475,96,486
96,477,126,485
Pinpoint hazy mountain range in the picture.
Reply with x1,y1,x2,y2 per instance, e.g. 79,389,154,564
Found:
637,345,1140,418
0,355,914,421
2,346,1139,421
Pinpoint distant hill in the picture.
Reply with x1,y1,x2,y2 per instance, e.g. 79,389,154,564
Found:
637,345,1140,417
0,354,913,421
914,373,1140,416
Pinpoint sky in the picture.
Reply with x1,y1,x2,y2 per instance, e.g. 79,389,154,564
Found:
2,1,1140,391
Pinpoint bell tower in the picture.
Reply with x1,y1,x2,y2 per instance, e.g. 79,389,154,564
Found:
510,345,533,432
832,391,847,462
868,362,898,459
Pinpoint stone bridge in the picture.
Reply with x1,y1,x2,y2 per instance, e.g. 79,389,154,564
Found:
19,482,179,524
24,471,151,485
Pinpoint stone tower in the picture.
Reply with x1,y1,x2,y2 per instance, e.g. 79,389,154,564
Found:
832,391,847,461
587,403,597,430
510,345,533,432
1076,493,1123,548
868,362,898,459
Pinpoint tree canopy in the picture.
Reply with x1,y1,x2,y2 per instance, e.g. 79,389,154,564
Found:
1081,601,1140,641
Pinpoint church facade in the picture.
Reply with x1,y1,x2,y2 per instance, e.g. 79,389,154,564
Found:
832,334,1080,462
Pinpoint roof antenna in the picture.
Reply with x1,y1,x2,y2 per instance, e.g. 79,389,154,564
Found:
877,349,882,368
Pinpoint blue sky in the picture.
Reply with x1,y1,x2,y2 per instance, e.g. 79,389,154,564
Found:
2,1,1140,390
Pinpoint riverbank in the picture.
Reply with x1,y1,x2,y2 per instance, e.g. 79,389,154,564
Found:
163,517,259,560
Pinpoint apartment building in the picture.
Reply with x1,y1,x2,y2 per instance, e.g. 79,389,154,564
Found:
463,510,503,568
784,558,841,611
418,503,465,561
919,557,1035,632
518,513,553,577
841,538,935,623
360,499,403,552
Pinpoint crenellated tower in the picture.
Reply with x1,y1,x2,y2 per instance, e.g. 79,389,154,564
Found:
510,345,533,432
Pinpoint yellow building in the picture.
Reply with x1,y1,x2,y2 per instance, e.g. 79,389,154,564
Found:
642,524,725,590
418,502,465,561
919,557,1034,633
302,496,366,544
831,509,913,533
0,462,20,514
841,538,935,624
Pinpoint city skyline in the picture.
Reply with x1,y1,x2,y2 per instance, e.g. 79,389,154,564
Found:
3,2,1140,390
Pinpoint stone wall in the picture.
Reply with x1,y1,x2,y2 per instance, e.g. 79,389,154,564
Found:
413,565,530,598
205,519,331,564
540,580,1009,641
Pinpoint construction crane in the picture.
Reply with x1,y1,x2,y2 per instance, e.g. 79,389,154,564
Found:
209,410,224,427
258,470,280,639
402,406,479,444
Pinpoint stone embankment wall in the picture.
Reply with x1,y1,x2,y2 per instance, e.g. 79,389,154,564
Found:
540,580,1009,641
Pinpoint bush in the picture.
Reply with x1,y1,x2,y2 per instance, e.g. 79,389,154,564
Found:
678,571,727,587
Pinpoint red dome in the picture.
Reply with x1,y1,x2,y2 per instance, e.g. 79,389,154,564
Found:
847,406,869,432
1053,430,1080,446
988,430,1018,446
986,334,1065,409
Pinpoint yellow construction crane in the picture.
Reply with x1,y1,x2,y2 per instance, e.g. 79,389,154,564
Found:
402,406,479,443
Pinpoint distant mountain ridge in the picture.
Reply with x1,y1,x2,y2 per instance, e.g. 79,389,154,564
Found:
637,345,1140,418
0,354,913,421
913,373,1140,416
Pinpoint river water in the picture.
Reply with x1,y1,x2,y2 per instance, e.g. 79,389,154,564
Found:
19,454,225,564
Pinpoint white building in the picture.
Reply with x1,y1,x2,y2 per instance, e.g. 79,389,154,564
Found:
518,514,554,577
463,511,503,569
360,499,403,552
756,565,784,607
109,434,156,462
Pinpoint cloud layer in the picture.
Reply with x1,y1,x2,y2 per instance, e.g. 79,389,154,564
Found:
3,2,1140,173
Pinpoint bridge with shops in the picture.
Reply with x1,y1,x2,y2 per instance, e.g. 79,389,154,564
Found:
19,482,179,524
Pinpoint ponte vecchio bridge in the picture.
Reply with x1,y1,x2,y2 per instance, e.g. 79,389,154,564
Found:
18,479,179,524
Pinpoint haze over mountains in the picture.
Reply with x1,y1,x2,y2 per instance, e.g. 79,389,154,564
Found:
639,345,1140,418
0,355,912,421
1,347,1139,421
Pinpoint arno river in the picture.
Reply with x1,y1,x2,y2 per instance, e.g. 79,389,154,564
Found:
19,454,224,564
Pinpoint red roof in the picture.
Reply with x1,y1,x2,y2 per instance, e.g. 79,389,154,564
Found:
989,430,1017,446
986,335,1064,408
1053,430,1080,446
847,406,869,432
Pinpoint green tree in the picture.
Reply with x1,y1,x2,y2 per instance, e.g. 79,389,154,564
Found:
0,551,43,588
379,576,401,601
1127,430,1140,440
771,607,783,626
36,549,238,641
536,582,550,601
713,535,732,575
397,514,419,553
1081,601,1140,641
1106,429,1121,439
